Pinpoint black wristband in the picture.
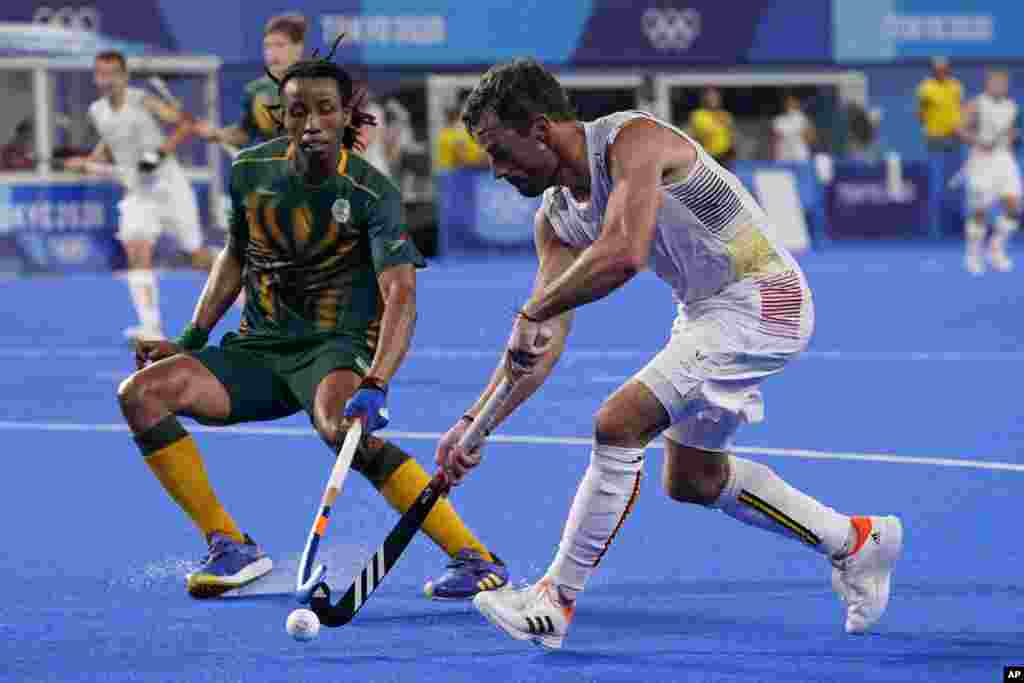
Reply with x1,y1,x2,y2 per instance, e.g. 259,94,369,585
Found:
359,376,388,394
175,323,209,351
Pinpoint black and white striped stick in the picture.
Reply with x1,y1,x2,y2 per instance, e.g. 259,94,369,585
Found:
309,379,514,627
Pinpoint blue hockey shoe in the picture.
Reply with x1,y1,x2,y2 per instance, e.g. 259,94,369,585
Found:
423,548,509,600
186,532,273,598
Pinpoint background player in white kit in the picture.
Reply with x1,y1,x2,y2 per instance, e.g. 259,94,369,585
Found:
959,69,1021,274
65,51,211,340
434,59,903,649
772,93,816,162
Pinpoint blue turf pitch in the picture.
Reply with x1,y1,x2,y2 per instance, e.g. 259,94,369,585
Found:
1,242,1021,682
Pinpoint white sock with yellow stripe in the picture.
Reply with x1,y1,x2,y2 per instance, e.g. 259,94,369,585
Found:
713,455,852,557
545,444,644,601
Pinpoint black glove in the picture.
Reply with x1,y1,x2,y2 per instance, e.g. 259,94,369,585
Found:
138,149,167,173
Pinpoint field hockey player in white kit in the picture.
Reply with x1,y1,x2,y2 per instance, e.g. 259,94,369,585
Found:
66,50,211,340
960,69,1021,275
434,58,904,649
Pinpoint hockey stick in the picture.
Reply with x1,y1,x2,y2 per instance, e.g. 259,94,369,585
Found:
308,378,515,627
147,76,239,158
295,418,363,603
49,157,129,185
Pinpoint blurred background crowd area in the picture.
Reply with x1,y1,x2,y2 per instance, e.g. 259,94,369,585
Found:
0,1,1020,269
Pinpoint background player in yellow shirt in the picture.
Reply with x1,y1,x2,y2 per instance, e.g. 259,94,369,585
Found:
117,39,509,600
687,87,735,169
916,57,963,151
435,104,487,171
916,57,964,237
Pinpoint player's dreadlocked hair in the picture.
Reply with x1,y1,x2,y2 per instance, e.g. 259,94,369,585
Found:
265,34,376,151
462,58,576,134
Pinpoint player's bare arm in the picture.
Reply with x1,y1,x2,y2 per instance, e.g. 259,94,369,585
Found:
522,120,695,322
436,211,577,485
195,121,250,148
804,121,817,146
142,94,195,155
959,100,978,145
190,231,246,332
65,141,113,173
88,140,113,163
365,263,417,385
472,211,578,426
136,233,245,368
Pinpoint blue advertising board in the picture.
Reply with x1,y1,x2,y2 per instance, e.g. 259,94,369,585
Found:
0,181,212,273
2,1,831,66
834,0,1024,62
0,183,121,272
826,160,931,239
258,0,832,66
437,169,539,256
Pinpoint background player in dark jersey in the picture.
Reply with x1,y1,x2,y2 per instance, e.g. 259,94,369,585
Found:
194,13,306,149
117,39,508,599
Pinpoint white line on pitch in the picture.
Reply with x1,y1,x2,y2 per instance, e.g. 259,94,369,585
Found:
0,419,1020,473
92,370,626,384
4,347,1024,363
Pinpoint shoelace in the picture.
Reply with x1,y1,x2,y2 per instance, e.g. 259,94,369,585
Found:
523,582,557,613
445,551,483,572
198,537,235,566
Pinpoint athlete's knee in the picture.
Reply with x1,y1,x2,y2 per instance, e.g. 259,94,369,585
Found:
593,403,648,448
661,446,729,506
118,369,176,419
117,375,142,415
316,418,352,452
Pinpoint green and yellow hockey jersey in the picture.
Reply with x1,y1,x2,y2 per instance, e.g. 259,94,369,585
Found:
227,137,425,348
239,76,282,143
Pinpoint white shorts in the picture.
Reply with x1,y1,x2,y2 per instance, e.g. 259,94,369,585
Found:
635,271,813,451
117,164,202,252
965,148,1023,212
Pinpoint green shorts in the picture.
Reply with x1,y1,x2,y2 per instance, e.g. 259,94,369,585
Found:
191,331,372,425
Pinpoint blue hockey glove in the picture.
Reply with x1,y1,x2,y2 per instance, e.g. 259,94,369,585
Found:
344,376,390,432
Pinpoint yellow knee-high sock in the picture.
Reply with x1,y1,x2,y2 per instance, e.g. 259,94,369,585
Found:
379,458,495,562
135,416,244,543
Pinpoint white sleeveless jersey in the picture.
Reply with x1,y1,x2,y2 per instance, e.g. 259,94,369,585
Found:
88,87,178,188
972,93,1018,150
542,111,797,306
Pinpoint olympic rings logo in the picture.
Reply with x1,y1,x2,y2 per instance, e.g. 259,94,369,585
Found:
33,6,101,33
641,8,701,51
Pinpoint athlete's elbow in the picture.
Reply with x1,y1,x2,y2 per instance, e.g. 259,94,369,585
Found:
617,258,642,282
615,242,650,279
602,249,643,282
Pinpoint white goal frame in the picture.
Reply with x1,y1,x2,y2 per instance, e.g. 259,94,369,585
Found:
427,71,648,154
426,68,867,164
0,54,224,220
